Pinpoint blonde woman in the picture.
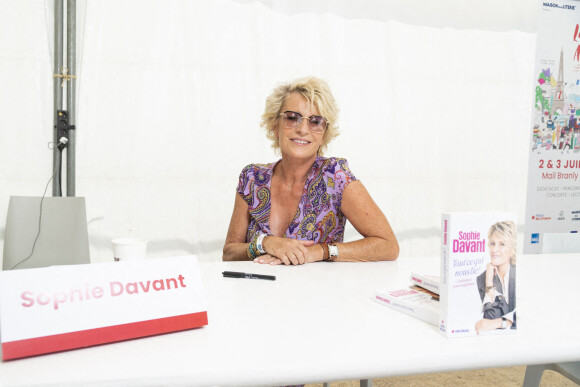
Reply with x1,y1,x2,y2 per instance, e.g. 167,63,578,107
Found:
223,77,398,264
475,221,517,333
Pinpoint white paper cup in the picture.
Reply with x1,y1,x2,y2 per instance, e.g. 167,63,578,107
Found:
111,237,148,262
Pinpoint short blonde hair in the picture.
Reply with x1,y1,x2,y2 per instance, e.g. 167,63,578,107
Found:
488,220,517,265
261,77,339,155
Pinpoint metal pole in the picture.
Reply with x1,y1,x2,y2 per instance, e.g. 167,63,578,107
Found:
52,0,64,197
66,0,76,196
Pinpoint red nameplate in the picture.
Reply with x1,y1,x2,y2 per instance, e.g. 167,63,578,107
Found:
0,255,207,360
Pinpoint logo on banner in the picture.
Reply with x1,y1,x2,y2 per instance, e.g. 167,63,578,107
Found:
532,214,552,221
531,233,540,244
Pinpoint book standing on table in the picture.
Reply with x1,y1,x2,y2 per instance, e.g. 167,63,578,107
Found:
439,212,517,337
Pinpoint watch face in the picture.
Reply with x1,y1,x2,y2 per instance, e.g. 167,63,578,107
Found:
329,244,338,257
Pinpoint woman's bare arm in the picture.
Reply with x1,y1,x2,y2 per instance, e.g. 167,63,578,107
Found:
331,180,399,261
222,193,252,261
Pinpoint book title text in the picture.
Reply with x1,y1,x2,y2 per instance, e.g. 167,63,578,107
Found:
452,231,486,253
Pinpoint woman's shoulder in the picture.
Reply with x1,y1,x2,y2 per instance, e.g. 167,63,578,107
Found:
318,156,350,168
317,156,356,179
237,161,276,194
240,161,275,176
238,161,276,187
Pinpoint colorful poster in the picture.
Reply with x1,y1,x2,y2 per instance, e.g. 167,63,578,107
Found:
525,0,580,253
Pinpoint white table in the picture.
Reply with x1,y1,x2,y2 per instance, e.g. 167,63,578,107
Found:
1,254,579,386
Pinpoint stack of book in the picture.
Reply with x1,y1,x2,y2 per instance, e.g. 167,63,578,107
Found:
373,272,440,326
374,211,517,338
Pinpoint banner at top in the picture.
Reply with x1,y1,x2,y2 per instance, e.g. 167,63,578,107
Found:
525,0,580,252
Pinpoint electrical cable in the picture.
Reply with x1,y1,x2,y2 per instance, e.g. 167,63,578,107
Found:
10,154,62,270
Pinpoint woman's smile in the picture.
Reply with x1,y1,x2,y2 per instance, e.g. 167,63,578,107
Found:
291,137,311,145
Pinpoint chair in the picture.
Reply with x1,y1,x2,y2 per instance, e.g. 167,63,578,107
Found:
522,233,580,386
323,380,372,387
2,196,90,270
523,362,580,387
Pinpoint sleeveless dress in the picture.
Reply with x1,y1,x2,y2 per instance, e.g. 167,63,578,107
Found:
236,156,357,244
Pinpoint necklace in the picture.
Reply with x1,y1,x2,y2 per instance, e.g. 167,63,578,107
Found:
279,161,311,193
287,179,301,192
286,174,307,192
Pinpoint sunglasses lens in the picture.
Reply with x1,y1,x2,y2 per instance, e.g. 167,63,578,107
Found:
283,111,302,127
308,116,327,132
281,111,327,132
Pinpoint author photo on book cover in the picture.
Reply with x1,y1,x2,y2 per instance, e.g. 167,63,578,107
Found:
475,220,516,334
223,76,399,264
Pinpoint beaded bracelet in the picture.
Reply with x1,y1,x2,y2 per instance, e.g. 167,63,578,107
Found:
247,233,268,260
247,236,259,260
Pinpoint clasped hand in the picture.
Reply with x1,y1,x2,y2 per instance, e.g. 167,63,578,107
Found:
254,236,318,265
485,263,497,285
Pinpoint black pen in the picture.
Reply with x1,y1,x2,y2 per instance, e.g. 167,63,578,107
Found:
222,271,276,281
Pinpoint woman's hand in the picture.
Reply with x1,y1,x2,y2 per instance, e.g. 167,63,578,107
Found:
485,263,496,288
260,236,314,265
253,254,282,265
254,239,322,265
475,318,501,334
475,317,511,334
484,263,497,300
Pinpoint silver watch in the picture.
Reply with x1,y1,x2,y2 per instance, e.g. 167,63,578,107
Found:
328,244,339,261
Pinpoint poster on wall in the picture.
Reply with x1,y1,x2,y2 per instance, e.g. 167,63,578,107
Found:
524,0,580,253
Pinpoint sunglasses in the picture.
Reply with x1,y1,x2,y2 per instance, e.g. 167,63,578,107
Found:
279,111,328,133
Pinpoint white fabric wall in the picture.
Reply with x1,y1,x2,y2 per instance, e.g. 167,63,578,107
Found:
0,0,537,263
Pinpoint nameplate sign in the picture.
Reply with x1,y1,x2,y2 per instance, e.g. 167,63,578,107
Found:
0,255,207,360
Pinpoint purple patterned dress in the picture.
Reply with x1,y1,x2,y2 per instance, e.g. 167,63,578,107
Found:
236,156,357,245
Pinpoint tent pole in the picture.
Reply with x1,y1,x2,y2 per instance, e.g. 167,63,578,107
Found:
66,0,76,197
52,0,64,197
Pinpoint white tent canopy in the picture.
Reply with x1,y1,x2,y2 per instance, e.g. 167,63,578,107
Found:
0,0,537,262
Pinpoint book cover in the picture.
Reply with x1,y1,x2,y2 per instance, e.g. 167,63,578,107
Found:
373,287,439,326
440,212,517,337
410,272,440,295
